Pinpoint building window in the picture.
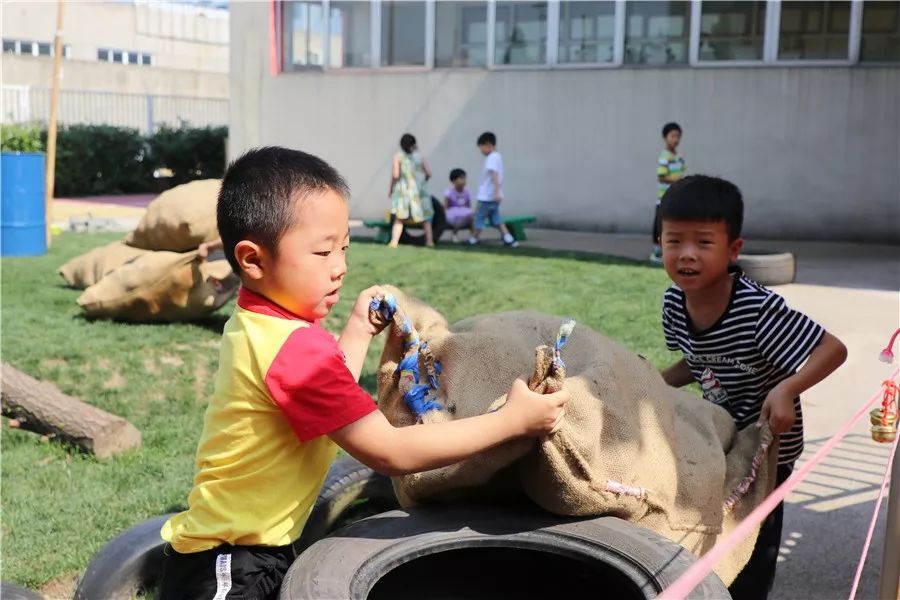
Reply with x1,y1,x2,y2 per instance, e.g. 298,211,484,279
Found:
141,53,152,66
625,1,690,65
112,50,124,63
778,1,851,60
19,41,35,56
3,39,16,53
699,1,766,61
558,1,616,64
381,1,427,66
495,1,548,66
860,0,900,62
286,1,325,68
329,1,372,67
435,1,487,67
38,42,52,56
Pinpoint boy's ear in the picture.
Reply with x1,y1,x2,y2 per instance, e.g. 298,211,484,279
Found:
234,240,265,280
729,237,744,262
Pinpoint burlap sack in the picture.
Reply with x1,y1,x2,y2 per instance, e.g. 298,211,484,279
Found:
77,251,238,322
57,241,150,289
375,287,777,585
124,179,221,252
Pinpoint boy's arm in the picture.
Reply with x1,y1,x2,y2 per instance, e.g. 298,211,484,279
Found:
490,170,502,201
759,332,847,434
338,286,387,381
661,358,694,387
329,378,568,476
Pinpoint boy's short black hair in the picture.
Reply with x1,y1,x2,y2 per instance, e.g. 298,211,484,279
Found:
400,133,416,154
449,168,466,182
659,175,743,241
662,122,682,138
477,131,496,146
217,146,349,274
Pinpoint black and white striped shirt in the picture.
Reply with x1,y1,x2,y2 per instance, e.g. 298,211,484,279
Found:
662,268,824,465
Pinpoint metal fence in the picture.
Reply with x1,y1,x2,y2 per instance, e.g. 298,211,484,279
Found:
1,85,228,132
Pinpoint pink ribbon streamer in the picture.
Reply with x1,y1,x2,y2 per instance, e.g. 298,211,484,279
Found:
848,426,899,599
659,368,899,600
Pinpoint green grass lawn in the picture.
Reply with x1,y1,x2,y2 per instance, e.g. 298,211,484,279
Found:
1,232,677,589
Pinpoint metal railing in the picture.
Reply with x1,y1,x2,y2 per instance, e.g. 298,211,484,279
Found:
1,85,228,132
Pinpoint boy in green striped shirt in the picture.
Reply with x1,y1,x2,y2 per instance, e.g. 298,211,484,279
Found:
651,122,685,263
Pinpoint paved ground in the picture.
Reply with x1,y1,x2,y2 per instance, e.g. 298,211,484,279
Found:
55,196,899,598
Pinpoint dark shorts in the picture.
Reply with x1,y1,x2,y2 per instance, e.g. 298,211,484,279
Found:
160,542,296,600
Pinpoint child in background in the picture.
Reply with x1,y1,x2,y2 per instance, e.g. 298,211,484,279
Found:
470,131,518,248
652,122,685,263
658,175,846,600
444,168,474,243
159,147,568,599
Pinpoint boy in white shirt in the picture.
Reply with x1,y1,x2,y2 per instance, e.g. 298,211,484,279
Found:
469,131,518,247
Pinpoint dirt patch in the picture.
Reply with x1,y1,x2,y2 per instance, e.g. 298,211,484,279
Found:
160,355,184,368
103,371,126,390
143,359,161,375
40,358,67,370
40,572,79,600
194,360,210,404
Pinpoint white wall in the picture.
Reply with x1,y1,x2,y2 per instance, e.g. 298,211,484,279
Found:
230,2,900,242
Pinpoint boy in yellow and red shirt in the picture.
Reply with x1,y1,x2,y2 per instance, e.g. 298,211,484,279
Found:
159,147,569,599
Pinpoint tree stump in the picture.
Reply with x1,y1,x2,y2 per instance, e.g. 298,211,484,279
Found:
1,363,141,458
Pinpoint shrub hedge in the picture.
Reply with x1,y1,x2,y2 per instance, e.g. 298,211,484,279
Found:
0,123,227,196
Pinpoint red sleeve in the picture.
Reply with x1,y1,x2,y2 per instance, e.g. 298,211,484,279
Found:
265,324,377,442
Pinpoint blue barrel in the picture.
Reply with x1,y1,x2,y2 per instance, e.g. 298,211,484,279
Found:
1,152,47,257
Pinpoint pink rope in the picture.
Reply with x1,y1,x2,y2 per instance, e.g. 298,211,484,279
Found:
848,427,899,600
659,369,899,600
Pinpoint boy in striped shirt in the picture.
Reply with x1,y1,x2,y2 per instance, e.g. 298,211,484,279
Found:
652,122,686,263
658,175,846,600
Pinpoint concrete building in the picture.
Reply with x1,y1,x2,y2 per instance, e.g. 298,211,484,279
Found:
2,1,229,130
230,1,899,241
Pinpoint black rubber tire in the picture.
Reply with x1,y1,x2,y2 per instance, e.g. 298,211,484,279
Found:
0,582,45,600
280,505,730,600
736,250,796,286
74,514,172,600
295,456,399,554
397,196,447,246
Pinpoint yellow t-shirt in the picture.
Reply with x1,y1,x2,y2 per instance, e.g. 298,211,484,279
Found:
161,288,377,553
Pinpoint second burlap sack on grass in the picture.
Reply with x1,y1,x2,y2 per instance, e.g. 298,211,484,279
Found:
77,251,238,322
58,240,150,289
124,179,221,252
375,287,777,585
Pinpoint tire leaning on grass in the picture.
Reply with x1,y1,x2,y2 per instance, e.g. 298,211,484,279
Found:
0,581,45,600
295,456,399,553
280,505,730,600
736,250,796,286
74,514,172,600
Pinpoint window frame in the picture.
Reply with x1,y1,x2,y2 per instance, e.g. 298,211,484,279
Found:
858,0,900,64
552,0,624,69
489,0,552,70
433,0,491,69
276,0,887,74
690,0,771,67
769,0,862,66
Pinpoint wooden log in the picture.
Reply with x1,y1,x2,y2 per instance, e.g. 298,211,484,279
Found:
1,363,141,458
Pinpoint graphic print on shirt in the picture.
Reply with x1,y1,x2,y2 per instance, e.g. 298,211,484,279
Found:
699,367,730,409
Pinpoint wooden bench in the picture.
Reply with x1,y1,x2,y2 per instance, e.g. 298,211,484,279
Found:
363,214,537,244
